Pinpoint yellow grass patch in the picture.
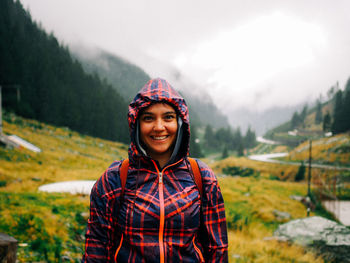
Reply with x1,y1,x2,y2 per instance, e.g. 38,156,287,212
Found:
287,134,350,166
228,227,323,262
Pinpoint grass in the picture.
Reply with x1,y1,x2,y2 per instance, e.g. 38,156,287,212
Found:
216,171,324,262
0,113,128,262
0,112,346,262
0,192,89,262
227,227,324,263
0,112,128,193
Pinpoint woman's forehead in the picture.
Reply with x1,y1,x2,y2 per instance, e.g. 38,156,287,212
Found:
140,102,177,114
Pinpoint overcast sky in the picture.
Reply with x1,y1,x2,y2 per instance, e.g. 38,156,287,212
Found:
19,0,350,113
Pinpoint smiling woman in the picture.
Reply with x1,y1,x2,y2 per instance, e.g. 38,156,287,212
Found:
82,78,228,262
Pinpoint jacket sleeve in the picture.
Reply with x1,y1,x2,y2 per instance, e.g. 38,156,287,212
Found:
82,168,119,262
198,160,228,263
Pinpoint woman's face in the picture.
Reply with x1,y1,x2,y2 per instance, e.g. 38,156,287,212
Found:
139,103,178,161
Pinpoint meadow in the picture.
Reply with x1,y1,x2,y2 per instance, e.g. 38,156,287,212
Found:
0,113,344,262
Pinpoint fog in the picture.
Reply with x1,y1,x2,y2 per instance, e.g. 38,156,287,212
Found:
19,0,350,114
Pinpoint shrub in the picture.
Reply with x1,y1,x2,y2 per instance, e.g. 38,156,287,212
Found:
269,175,281,181
222,166,260,178
295,162,306,182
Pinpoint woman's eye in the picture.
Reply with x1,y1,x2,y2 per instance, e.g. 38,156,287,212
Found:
164,114,176,120
142,116,153,121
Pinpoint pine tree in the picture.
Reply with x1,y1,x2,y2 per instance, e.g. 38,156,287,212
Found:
323,111,331,132
291,112,301,129
189,124,203,158
300,104,308,127
331,90,345,134
204,124,215,149
232,128,243,152
342,89,350,132
237,141,244,157
315,100,323,124
295,162,306,182
244,126,257,149
221,146,229,159
345,77,350,93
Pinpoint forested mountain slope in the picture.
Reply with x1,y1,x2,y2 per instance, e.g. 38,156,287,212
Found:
0,0,129,143
73,47,230,129
264,79,350,146
72,46,150,102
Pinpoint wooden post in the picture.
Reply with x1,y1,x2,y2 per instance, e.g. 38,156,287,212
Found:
0,233,18,263
307,140,312,216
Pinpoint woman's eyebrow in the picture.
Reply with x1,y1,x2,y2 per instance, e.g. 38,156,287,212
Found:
141,111,176,115
141,111,153,115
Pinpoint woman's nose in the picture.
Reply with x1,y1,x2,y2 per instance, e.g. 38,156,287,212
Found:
153,119,165,131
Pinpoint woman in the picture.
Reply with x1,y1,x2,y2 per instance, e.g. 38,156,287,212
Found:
82,78,228,262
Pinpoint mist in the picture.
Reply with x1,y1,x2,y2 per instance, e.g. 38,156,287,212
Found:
19,0,350,116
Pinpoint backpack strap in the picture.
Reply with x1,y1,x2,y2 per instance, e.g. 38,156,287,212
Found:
120,158,129,197
119,157,203,198
188,157,203,198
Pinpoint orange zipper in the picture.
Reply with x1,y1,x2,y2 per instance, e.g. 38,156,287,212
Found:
152,159,183,263
152,161,165,263
114,233,124,262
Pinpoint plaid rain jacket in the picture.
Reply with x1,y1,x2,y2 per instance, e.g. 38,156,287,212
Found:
82,78,228,262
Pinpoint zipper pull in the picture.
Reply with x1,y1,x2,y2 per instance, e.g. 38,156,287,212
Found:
159,172,163,184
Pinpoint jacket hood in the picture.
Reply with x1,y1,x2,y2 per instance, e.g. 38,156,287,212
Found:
128,78,190,164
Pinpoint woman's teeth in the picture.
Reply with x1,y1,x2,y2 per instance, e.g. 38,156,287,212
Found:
152,136,167,140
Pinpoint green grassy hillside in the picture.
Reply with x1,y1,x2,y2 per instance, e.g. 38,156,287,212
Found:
0,112,128,261
0,113,335,262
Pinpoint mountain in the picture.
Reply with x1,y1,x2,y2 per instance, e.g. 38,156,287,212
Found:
71,45,150,102
238,77,349,139
226,104,304,136
0,0,129,143
71,46,230,129
166,72,230,129
261,79,350,147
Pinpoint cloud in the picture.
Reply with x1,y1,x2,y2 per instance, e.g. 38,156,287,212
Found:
175,12,329,111
19,0,350,113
